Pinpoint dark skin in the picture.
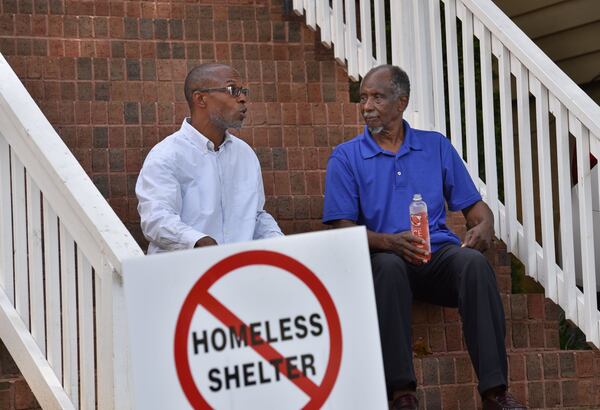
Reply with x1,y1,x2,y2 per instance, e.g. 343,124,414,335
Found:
187,65,248,248
330,67,494,264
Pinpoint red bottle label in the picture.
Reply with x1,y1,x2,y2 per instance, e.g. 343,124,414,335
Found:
410,211,431,262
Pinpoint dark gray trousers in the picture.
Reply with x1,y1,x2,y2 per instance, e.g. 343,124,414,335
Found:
371,244,507,397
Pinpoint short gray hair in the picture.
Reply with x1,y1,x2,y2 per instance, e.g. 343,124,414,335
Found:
363,65,411,99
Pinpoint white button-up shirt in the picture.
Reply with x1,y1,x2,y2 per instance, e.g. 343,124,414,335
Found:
136,119,283,254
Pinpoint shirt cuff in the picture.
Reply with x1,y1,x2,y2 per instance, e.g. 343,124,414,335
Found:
180,229,209,249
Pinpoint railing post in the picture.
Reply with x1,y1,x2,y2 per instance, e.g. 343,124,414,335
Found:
96,257,115,410
77,250,96,410
96,257,133,410
112,268,134,409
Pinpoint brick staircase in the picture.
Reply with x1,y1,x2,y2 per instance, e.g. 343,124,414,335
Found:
410,213,600,409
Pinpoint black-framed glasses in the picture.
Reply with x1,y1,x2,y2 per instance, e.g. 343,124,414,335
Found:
193,85,249,98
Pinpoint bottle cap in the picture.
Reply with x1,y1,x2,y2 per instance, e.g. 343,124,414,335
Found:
412,193,422,201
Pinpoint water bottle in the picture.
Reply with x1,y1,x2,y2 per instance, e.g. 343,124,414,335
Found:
409,193,431,263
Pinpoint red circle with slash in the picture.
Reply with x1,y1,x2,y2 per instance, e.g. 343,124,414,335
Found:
174,250,343,409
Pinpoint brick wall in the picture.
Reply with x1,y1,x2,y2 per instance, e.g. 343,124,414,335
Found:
0,0,362,249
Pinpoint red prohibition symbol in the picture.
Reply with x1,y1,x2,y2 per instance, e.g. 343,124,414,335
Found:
174,250,343,409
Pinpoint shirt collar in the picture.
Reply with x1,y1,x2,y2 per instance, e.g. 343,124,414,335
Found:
180,118,234,153
359,120,422,159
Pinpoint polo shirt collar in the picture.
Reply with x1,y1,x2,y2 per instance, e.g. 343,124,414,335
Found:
180,117,233,153
359,120,422,159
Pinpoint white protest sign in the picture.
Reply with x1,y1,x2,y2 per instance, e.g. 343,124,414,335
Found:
122,226,387,409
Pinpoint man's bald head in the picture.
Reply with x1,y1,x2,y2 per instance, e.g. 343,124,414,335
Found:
184,63,238,108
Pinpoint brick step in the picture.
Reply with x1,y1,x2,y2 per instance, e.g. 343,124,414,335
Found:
410,294,560,354
412,294,553,326
411,349,600,409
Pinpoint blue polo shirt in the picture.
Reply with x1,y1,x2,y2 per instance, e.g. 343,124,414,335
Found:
323,121,481,252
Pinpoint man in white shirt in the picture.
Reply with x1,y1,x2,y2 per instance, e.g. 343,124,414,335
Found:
136,63,283,254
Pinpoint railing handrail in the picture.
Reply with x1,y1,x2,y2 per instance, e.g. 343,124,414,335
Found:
0,54,143,275
460,0,600,145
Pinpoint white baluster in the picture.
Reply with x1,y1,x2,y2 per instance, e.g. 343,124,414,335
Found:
344,0,359,80
332,0,346,64
477,21,500,237
531,78,557,302
43,200,62,381
11,156,28,328
458,2,478,179
0,136,13,305
26,176,45,354
444,0,464,155
513,57,537,279
549,97,577,322
77,250,96,410
571,116,599,346
373,0,387,65
59,224,79,407
429,0,446,134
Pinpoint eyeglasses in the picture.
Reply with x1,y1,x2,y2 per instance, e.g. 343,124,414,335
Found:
193,85,249,98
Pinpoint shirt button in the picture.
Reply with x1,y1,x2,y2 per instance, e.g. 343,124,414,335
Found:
397,171,402,176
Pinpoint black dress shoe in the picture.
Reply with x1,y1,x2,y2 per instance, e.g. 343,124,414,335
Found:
390,393,419,410
482,392,527,410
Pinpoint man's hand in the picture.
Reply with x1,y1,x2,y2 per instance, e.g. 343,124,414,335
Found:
329,220,430,264
194,236,218,248
462,222,493,252
461,200,494,252
385,231,430,264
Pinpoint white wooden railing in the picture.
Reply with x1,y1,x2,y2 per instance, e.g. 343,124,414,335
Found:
0,52,143,409
293,0,600,347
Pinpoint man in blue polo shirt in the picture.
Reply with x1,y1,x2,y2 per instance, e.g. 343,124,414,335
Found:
323,65,526,410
